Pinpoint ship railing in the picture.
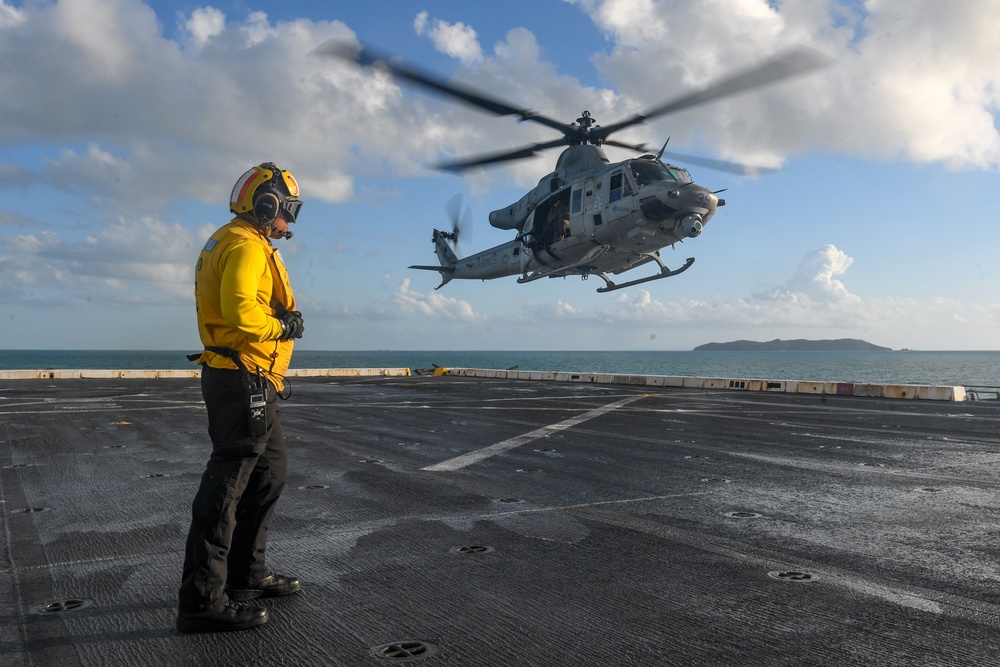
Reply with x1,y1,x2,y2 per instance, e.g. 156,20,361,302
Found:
964,387,1000,401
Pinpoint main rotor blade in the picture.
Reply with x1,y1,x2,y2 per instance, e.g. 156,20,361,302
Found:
594,46,833,140
434,138,569,172
313,40,574,135
603,139,651,153
662,150,781,176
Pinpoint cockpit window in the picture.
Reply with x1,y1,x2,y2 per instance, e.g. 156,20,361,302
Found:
629,160,692,188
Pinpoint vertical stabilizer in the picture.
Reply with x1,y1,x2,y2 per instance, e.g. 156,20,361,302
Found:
432,228,460,267
408,228,458,289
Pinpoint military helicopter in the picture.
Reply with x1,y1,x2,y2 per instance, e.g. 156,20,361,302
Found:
316,41,830,293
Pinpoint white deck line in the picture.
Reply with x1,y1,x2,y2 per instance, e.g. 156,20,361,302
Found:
422,395,645,472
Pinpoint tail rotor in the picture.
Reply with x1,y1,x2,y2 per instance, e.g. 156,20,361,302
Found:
444,194,472,253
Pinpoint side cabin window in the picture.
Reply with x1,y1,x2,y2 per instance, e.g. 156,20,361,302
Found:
610,171,623,203
571,188,583,214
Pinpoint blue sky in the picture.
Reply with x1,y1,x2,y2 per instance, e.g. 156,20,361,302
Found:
0,0,998,351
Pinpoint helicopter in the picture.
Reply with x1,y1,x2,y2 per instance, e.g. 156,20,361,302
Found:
316,41,830,293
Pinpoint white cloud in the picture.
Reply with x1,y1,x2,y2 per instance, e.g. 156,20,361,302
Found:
0,217,200,304
48,0,156,83
761,245,859,303
0,1,456,215
553,300,582,316
9,0,990,227
243,11,276,47
413,11,428,35
572,0,1000,169
1,0,995,192
413,11,483,65
585,245,871,331
0,0,23,28
391,278,485,322
183,7,225,48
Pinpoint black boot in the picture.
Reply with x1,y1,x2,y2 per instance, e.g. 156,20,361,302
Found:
227,573,302,601
177,599,268,633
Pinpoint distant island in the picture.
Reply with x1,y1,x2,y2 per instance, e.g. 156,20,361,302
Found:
694,338,892,352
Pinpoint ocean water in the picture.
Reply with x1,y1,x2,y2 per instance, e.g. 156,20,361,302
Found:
1,349,999,388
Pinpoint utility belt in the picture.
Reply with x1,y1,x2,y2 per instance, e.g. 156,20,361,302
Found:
188,347,274,437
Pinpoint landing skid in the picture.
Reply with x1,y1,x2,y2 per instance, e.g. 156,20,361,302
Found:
594,255,695,293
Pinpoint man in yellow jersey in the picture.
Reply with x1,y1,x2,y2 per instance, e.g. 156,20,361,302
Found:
178,162,305,633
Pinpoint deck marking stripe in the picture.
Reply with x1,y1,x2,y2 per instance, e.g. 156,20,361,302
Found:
422,395,644,472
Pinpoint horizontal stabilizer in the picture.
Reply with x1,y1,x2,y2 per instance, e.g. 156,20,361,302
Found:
409,265,456,273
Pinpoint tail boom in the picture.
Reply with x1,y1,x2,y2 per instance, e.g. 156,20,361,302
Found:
409,229,520,289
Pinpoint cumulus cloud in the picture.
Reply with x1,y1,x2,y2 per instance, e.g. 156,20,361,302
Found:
0,217,199,304
589,245,872,330
403,1,993,180
760,245,859,303
570,0,1000,169
4,0,992,223
391,278,485,322
414,11,483,64
183,7,225,48
0,1,23,27
0,0,463,215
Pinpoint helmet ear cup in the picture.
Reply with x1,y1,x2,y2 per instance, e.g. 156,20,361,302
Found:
253,192,280,224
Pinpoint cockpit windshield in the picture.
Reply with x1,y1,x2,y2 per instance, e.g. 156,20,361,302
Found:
629,159,692,188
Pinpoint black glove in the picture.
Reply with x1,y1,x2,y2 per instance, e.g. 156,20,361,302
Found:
278,309,304,340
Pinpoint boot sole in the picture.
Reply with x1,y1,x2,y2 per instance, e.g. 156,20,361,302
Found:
176,612,269,633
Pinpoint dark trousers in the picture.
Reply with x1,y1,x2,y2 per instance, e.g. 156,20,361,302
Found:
178,366,287,612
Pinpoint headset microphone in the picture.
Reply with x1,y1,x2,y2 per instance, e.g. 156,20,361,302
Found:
280,230,294,240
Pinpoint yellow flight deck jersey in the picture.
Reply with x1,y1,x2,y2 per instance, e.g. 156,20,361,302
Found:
193,218,296,391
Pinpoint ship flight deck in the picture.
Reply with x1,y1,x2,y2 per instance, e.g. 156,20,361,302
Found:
2,370,1000,666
